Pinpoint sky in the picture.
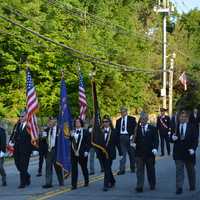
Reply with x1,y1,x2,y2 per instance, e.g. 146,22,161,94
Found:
171,0,200,13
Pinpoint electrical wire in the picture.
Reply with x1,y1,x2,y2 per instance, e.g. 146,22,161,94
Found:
0,15,167,73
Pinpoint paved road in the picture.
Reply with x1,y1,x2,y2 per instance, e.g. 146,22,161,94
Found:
0,148,200,200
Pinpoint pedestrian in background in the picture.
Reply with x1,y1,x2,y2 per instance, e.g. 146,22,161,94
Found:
157,108,171,156
0,124,7,186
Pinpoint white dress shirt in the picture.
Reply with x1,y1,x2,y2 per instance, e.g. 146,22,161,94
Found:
104,128,110,141
120,115,128,134
179,123,187,139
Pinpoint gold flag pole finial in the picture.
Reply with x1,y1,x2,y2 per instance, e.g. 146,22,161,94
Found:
61,69,64,79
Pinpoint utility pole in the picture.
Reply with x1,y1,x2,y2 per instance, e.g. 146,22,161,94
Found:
168,53,176,117
154,0,170,109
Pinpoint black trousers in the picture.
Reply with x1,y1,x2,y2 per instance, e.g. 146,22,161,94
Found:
71,154,89,187
160,133,170,155
38,145,47,174
136,157,156,188
45,148,63,186
99,155,115,188
14,148,31,186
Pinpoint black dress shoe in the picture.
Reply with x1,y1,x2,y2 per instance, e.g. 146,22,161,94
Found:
71,186,77,190
160,154,164,157
42,184,53,189
135,187,143,193
176,188,183,194
59,183,64,186
150,186,155,190
130,168,135,173
89,172,95,175
117,171,125,175
103,187,108,192
100,169,104,173
190,187,195,191
36,173,42,177
2,182,7,186
18,184,26,189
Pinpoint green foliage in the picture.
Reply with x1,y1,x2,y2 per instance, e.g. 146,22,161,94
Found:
0,0,199,120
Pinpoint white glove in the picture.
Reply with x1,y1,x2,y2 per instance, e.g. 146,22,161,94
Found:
88,128,93,133
70,131,75,137
8,141,14,147
42,131,47,137
172,134,178,141
130,135,134,140
119,155,123,160
168,131,171,135
0,151,5,158
188,149,195,155
152,149,158,156
84,152,89,157
130,142,136,148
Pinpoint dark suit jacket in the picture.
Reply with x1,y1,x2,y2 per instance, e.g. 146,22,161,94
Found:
103,129,122,160
12,122,34,154
0,127,6,153
171,123,199,163
157,115,171,134
115,115,137,137
71,129,91,157
171,114,178,133
135,124,159,158
189,113,200,128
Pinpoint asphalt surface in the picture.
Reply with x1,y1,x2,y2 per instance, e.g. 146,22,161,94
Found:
0,147,200,200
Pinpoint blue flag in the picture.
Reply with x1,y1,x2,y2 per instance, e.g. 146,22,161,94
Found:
56,78,73,177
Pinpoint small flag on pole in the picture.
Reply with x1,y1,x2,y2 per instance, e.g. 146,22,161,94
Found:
26,68,39,143
79,71,87,121
179,71,187,91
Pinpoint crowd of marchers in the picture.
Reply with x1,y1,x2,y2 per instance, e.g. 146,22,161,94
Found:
0,107,199,195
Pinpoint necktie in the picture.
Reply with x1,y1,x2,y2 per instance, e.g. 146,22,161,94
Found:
180,124,184,140
122,117,125,132
141,126,145,136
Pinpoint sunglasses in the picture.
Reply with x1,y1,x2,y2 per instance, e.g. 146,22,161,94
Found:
103,120,109,123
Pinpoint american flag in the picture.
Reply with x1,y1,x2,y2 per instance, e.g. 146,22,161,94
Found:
79,71,87,121
26,68,39,141
179,71,187,91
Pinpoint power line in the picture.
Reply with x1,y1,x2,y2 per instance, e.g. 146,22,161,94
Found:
6,2,197,65
47,0,199,65
0,14,167,73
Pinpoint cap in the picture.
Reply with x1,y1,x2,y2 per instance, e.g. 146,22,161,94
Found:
103,114,110,120
19,109,27,117
48,116,57,121
160,108,167,112
120,106,128,112
140,111,148,119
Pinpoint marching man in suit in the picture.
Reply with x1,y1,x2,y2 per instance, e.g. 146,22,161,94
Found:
133,112,159,193
115,107,137,175
171,110,199,195
9,110,34,188
189,108,200,131
0,125,6,186
98,115,122,191
42,117,64,188
71,117,91,190
157,108,171,156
